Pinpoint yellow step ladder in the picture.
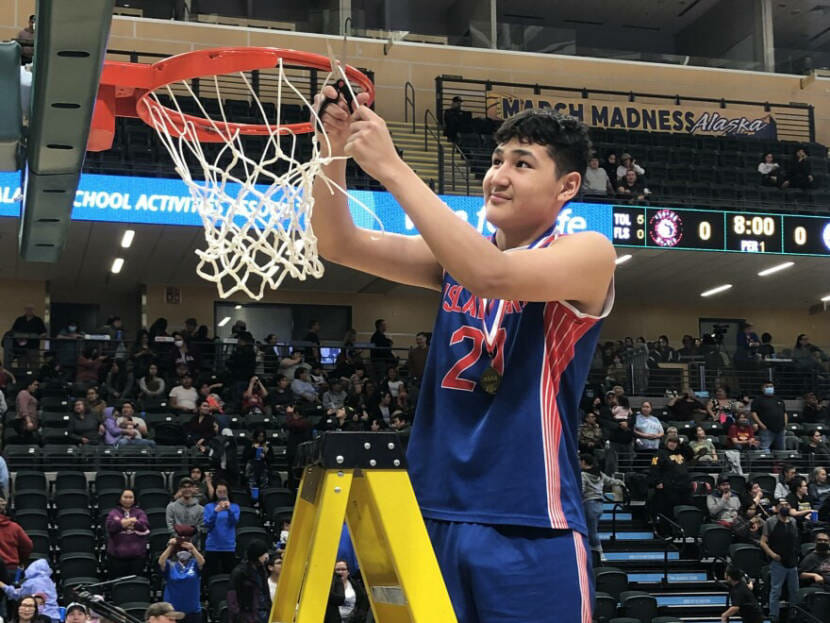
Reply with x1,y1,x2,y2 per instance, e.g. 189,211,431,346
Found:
270,432,458,623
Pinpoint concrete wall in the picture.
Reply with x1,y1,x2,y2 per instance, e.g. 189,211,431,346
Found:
1,1,825,142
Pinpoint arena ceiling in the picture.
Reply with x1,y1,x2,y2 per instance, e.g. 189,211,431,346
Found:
491,0,829,50
0,218,828,309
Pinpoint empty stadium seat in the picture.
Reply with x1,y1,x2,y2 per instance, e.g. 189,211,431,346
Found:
673,505,704,539
594,591,618,622
133,471,166,494
236,527,269,556
700,523,733,559
137,488,171,510
729,543,765,578
14,470,47,493
96,471,128,493
55,471,88,492
54,488,90,510
111,577,151,605
59,529,96,554
145,508,168,531
595,567,629,601
59,552,98,578
260,487,295,515
620,590,658,623
14,489,48,511
14,508,49,532
56,508,93,532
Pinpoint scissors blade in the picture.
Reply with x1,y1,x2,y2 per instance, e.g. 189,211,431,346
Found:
334,33,359,108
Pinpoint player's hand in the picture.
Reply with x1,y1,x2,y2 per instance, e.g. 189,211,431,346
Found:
313,86,371,159
345,105,405,184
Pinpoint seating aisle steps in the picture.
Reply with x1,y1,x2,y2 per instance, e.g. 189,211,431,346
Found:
596,501,762,623
386,121,473,194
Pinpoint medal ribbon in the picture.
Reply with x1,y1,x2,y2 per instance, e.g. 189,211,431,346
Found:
480,224,559,357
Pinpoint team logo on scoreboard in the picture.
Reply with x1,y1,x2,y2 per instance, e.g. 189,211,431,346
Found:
649,209,683,247
822,223,830,252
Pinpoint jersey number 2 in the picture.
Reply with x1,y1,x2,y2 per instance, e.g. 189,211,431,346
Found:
441,326,506,391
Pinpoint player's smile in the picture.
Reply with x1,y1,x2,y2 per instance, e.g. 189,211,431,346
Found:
488,191,511,205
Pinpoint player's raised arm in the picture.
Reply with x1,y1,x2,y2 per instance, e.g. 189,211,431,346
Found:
344,106,615,313
310,87,443,291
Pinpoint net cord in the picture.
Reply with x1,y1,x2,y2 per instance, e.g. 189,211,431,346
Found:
142,58,383,300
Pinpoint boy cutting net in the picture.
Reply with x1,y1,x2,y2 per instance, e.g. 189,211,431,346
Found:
313,85,616,623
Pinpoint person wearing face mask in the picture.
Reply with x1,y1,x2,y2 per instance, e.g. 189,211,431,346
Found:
202,481,240,581
760,499,801,622
158,536,204,623
171,332,196,372
751,382,787,451
799,531,830,587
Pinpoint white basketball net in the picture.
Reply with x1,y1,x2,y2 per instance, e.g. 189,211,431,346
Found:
143,58,377,300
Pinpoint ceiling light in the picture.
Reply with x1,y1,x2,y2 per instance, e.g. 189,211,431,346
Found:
120,229,135,248
234,304,242,310
111,258,124,274
701,284,732,297
217,316,231,327
615,254,632,265
757,261,794,276
821,295,830,302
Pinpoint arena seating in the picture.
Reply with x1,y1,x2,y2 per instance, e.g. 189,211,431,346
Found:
454,118,830,210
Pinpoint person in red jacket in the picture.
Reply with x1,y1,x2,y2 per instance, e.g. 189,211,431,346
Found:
0,497,33,578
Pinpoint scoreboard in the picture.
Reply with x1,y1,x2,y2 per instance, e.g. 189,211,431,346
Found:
612,206,830,256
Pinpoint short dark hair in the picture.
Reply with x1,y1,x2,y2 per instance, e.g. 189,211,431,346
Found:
294,368,307,379
725,565,743,582
493,108,591,181
375,319,385,329
579,453,596,467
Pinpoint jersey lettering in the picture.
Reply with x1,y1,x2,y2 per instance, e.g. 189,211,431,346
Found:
440,326,506,391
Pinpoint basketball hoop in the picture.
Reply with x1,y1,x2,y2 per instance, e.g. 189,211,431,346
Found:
90,47,376,299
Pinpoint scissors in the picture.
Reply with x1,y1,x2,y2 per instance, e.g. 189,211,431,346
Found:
318,33,359,123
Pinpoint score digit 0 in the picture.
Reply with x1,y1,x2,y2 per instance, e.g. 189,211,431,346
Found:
794,226,807,246
699,220,711,241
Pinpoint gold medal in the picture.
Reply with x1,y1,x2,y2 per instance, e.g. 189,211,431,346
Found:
479,366,502,394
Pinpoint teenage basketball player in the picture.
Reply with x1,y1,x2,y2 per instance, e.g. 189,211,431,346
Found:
312,86,616,623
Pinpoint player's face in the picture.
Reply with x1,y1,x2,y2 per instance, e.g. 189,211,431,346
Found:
483,139,572,234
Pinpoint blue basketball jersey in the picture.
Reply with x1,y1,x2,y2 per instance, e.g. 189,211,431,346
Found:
408,224,614,534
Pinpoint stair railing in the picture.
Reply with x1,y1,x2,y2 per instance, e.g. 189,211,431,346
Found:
423,109,445,193
654,513,686,589
602,486,630,546
404,81,415,134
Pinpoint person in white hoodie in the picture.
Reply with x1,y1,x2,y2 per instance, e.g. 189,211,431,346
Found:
580,453,625,566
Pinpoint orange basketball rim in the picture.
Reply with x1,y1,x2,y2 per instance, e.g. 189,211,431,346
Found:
88,46,375,151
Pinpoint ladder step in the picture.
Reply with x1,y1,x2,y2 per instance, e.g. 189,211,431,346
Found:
370,586,407,606
601,512,631,520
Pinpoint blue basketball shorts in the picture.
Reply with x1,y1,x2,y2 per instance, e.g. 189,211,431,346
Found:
425,519,594,623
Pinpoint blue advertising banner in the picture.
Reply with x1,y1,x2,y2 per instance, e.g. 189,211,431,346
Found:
0,171,613,238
